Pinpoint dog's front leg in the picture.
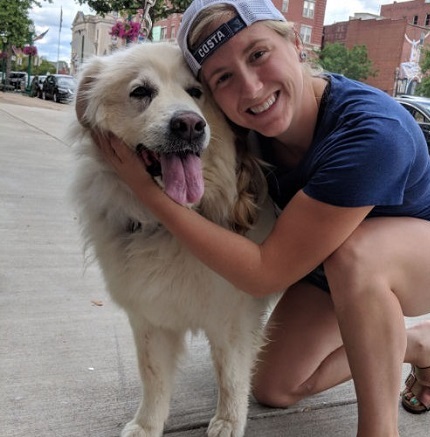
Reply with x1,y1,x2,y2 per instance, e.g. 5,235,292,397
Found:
206,314,263,437
121,317,185,437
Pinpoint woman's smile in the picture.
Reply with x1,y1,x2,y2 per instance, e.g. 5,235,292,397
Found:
248,91,279,115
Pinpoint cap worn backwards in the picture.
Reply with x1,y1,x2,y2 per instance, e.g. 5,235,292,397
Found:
177,0,286,77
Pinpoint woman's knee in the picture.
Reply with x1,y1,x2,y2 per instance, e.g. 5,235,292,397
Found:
252,370,309,408
252,379,296,408
324,225,379,298
326,227,368,272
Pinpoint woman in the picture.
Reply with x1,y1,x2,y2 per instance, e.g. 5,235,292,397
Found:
94,0,430,435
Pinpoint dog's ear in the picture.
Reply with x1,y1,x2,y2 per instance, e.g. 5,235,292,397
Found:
75,59,104,128
75,75,94,128
75,76,94,127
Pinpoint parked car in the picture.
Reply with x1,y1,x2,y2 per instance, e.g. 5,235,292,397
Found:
42,74,77,103
395,96,430,153
30,75,47,98
4,71,27,91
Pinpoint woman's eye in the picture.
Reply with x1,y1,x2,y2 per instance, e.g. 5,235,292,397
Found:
187,87,203,99
251,50,266,62
216,73,231,85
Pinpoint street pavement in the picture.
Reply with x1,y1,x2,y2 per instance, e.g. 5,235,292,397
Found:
1,92,429,436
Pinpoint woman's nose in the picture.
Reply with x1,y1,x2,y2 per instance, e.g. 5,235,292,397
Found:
239,69,263,97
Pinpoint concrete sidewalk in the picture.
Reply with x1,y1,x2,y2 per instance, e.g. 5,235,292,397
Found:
0,93,429,436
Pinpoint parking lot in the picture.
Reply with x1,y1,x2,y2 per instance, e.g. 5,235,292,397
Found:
1,91,429,436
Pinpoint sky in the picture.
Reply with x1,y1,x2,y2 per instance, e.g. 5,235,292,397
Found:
29,0,411,64
29,1,93,63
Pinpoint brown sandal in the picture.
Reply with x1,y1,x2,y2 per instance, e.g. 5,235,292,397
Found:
401,365,430,414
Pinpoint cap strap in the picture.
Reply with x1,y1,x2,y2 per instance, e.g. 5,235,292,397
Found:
192,15,246,66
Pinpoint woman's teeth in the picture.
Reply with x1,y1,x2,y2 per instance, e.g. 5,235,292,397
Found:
249,93,277,114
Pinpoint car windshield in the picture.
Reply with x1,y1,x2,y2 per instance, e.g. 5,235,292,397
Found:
418,102,430,114
58,78,76,89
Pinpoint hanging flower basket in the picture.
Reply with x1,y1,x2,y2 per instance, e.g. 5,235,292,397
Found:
23,45,38,56
110,20,142,42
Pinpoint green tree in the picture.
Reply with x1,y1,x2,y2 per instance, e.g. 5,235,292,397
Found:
317,42,377,82
416,46,430,97
17,57,56,75
78,0,192,21
0,0,51,87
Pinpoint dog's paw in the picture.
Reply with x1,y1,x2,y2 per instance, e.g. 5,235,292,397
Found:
121,420,162,437
207,417,245,437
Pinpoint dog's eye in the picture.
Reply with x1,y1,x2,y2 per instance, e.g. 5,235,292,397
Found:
130,86,156,100
187,87,203,99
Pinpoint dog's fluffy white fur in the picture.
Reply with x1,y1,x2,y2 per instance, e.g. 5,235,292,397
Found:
70,42,275,437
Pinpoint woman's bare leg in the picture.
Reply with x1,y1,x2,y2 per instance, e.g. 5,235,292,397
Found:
252,280,350,406
253,287,430,409
253,217,430,436
325,217,430,437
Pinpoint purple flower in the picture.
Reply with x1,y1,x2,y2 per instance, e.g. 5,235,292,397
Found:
110,20,144,42
23,45,37,56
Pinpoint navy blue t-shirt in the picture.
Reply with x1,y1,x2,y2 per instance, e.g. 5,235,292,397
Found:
261,74,430,220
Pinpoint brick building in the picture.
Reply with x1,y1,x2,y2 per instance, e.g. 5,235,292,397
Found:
323,0,430,96
271,0,327,50
152,13,181,41
381,0,430,25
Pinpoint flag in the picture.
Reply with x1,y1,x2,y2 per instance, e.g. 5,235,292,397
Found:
11,45,23,57
33,28,49,42
59,6,63,32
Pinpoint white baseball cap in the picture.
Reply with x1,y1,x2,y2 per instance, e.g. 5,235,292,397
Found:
177,0,286,77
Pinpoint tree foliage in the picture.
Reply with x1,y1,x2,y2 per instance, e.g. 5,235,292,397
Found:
317,42,377,82
0,1,51,86
0,0,37,48
12,57,56,75
77,0,192,21
416,46,430,97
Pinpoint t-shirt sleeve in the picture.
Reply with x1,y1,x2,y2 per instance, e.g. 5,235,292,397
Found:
303,117,416,207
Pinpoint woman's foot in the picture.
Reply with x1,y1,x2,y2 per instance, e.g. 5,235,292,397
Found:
402,322,430,414
401,365,430,414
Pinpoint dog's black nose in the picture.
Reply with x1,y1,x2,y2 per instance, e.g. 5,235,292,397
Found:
170,112,206,142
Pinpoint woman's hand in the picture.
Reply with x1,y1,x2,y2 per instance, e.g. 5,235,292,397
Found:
92,129,159,200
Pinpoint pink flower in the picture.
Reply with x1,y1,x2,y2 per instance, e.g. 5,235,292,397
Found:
110,20,144,42
23,45,37,56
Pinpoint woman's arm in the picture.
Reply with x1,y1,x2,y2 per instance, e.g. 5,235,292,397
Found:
97,133,373,296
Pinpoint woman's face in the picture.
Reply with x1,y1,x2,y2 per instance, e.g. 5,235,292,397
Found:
201,22,304,138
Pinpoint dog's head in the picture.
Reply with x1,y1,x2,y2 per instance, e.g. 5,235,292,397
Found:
75,42,212,206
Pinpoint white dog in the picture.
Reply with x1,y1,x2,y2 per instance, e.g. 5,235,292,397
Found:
70,42,275,437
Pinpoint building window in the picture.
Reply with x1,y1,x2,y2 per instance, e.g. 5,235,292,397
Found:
300,25,312,44
426,14,430,26
81,35,85,63
171,26,176,39
303,0,315,19
160,26,167,40
282,0,289,13
413,15,418,25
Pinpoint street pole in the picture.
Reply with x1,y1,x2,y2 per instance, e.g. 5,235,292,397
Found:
26,24,35,94
1,35,7,86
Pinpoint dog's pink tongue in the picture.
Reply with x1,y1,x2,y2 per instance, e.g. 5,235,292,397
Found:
159,154,204,205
